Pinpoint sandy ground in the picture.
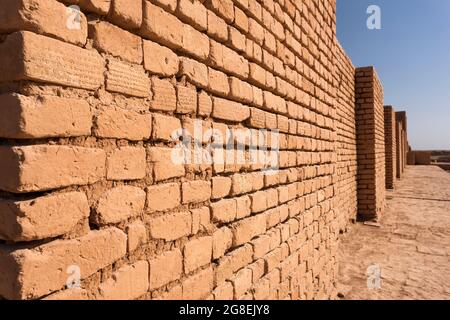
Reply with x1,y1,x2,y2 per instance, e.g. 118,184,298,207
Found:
338,166,450,300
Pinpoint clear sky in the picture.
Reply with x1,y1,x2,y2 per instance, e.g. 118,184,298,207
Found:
336,0,450,150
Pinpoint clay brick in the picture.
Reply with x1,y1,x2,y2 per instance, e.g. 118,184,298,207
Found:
212,97,250,122
182,267,214,300
176,85,198,114
78,0,111,15
205,0,234,23
250,191,268,213
127,221,148,252
215,244,253,283
0,94,91,139
213,281,234,300
148,147,185,182
182,24,210,60
44,288,89,301
179,57,209,88
152,113,181,142
106,58,150,98
229,77,253,104
213,227,233,259
252,235,271,259
248,107,266,129
147,182,181,212
152,284,182,300
182,180,211,204
140,1,183,49
231,268,252,298
177,0,208,31
109,0,143,29
191,207,211,234
106,147,146,181
0,31,104,90
95,106,151,141
143,40,179,76
249,63,266,86
234,6,249,33
0,227,126,300
151,0,177,12
0,145,105,193
198,91,213,117
211,176,232,199
0,0,88,46
228,26,246,52
208,68,231,96
210,199,236,223
184,236,213,273
149,249,183,289
148,211,192,241
97,261,149,300
207,10,228,42
0,192,89,242
95,186,146,225
236,195,251,219
248,18,264,45
90,21,142,64
231,214,266,247
150,78,177,111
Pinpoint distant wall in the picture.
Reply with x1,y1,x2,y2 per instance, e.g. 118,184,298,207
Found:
384,106,397,189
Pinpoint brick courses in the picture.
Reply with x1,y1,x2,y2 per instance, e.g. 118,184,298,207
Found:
0,0,409,300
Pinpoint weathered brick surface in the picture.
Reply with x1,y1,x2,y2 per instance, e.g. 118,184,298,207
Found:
0,0,409,301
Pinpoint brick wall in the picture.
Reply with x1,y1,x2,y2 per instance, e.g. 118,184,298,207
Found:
396,111,408,178
355,67,386,220
384,106,397,189
334,43,357,229
0,0,404,300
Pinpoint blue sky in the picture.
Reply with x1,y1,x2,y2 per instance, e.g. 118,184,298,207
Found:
336,0,450,150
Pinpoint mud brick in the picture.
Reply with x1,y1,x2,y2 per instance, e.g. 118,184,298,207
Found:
0,31,104,90
228,26,246,52
215,244,253,284
147,182,181,212
184,236,213,273
76,0,111,15
148,211,191,241
149,249,183,289
95,106,151,141
205,0,234,23
213,282,234,300
0,192,89,242
211,176,232,199
191,207,211,234
234,6,249,33
195,93,211,118
95,186,145,225
143,40,179,76
140,1,183,49
90,21,142,64
250,191,268,213
0,145,105,193
109,0,143,29
176,85,198,114
213,227,233,259
208,68,230,96
182,267,214,300
0,94,91,139
251,234,271,259
106,147,146,181
222,45,250,78
43,288,89,301
207,10,228,42
229,77,253,103
182,23,210,60
248,107,266,129
177,0,208,31
0,0,88,45
212,97,250,122
148,146,185,182
106,58,150,98
210,199,237,223
249,63,266,86
248,18,264,45
97,261,148,300
150,78,177,111
152,113,181,142
151,0,177,12
179,57,209,88
126,221,148,252
231,268,252,298
0,227,126,300
231,214,267,247
182,180,211,204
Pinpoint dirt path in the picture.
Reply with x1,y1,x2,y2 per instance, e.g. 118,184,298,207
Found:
338,166,450,300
